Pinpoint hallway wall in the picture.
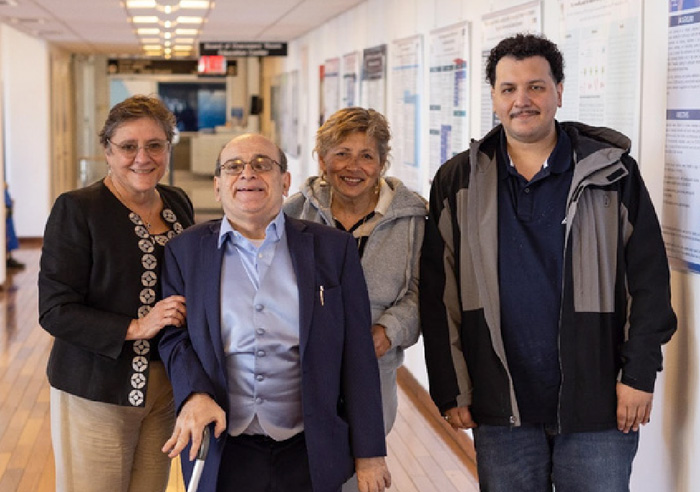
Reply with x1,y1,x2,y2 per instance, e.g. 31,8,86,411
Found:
1,23,51,238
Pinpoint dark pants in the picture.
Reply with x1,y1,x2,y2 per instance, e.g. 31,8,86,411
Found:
217,432,315,492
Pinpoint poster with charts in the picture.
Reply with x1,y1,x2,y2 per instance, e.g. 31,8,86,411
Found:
557,0,642,158
342,51,360,108
390,35,423,193
273,71,300,158
361,44,387,114
480,1,542,136
428,22,470,184
323,58,341,123
662,3,700,274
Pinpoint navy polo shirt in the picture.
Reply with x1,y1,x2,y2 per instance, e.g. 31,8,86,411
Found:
497,124,573,425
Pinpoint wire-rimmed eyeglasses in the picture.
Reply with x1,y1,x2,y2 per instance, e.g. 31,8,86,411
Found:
219,156,281,176
108,139,170,158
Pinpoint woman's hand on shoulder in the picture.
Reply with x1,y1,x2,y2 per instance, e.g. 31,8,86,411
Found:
125,295,187,340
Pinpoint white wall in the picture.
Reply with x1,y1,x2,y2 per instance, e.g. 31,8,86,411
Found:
279,1,700,491
0,32,5,284
1,24,51,237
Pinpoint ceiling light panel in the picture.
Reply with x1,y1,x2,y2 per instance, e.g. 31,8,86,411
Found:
179,0,210,9
122,0,213,57
132,15,159,23
175,16,203,24
126,0,157,7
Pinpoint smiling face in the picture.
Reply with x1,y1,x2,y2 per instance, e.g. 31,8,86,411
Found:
214,134,290,238
319,132,383,206
491,55,563,145
104,117,169,198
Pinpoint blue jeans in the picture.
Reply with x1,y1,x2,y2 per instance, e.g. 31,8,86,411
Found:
473,424,639,492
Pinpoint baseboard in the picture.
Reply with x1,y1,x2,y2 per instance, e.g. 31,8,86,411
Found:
18,237,43,247
396,366,478,476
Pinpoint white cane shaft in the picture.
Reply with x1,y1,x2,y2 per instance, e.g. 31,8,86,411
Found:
187,460,205,492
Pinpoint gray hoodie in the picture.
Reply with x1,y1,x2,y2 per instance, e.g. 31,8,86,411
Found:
284,176,427,371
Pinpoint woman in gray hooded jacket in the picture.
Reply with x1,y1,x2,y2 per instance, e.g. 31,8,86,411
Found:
284,108,426,469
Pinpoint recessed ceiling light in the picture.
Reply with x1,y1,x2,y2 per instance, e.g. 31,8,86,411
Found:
179,0,210,8
174,45,193,51
132,16,159,24
175,16,203,24
175,28,198,35
127,0,157,7
143,44,162,51
137,27,160,35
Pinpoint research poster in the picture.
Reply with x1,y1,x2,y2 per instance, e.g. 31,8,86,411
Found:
342,51,360,108
480,1,542,136
662,3,700,273
428,22,470,183
323,57,341,123
275,71,300,158
557,0,642,157
361,44,387,114
390,35,423,192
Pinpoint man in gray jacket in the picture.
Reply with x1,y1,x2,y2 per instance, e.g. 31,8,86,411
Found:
420,33,676,491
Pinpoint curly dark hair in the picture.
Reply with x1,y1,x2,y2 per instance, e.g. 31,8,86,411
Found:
98,94,176,147
485,33,565,87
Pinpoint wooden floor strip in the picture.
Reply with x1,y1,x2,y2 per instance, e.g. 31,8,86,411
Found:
0,242,479,492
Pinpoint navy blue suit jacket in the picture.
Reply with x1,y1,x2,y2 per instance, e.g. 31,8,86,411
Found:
159,215,386,492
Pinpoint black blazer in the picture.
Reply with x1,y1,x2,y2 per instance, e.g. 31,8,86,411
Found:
38,180,194,407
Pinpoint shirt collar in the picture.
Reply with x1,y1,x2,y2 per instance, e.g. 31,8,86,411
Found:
497,121,572,181
218,209,286,249
374,177,393,217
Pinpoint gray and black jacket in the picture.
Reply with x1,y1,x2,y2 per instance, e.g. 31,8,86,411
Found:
285,176,427,373
420,121,677,433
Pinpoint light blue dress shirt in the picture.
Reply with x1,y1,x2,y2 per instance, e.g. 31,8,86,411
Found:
217,211,303,441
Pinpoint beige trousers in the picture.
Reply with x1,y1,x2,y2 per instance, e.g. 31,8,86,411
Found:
50,361,175,492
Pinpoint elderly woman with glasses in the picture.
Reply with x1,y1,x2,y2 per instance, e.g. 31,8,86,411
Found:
284,107,427,491
39,94,195,492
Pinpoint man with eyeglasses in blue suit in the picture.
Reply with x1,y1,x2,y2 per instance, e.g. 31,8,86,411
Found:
159,133,391,492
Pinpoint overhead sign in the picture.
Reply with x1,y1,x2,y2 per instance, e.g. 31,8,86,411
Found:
107,58,237,76
107,59,199,75
199,42,287,57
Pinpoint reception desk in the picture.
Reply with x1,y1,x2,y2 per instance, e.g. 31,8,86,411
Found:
189,131,244,175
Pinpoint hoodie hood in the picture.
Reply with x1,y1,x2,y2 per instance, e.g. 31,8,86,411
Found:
290,175,426,227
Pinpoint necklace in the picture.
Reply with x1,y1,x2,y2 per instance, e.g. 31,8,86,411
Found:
107,176,159,231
